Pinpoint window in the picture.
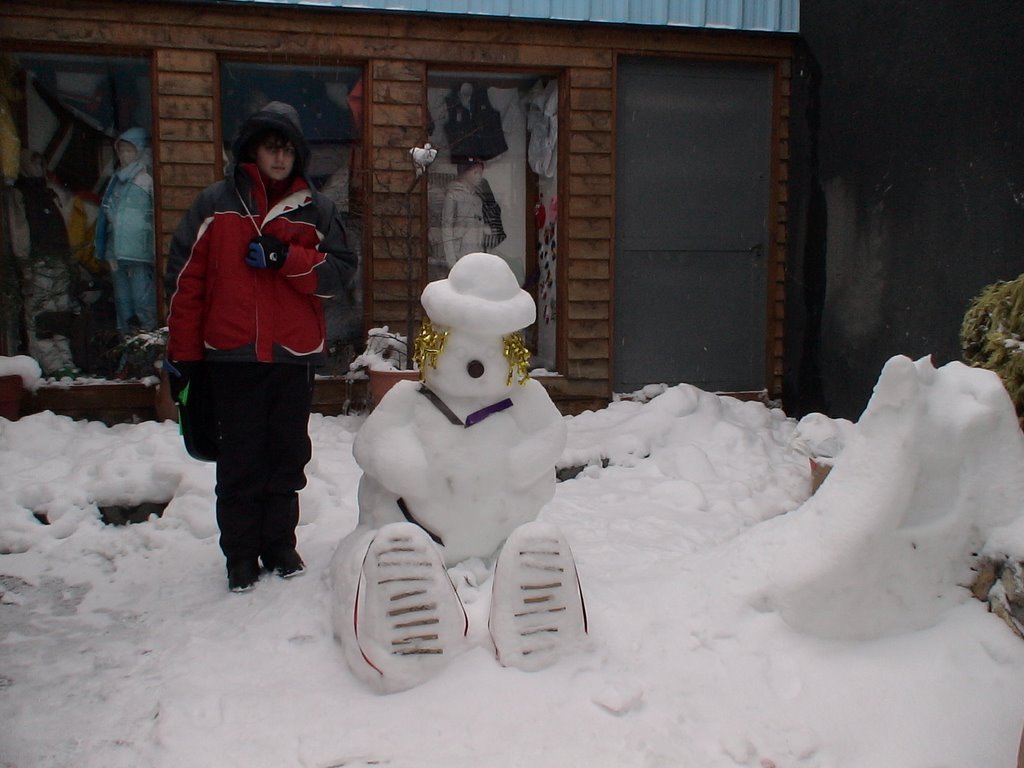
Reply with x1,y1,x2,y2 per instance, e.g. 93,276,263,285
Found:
220,61,365,373
425,71,559,371
1,52,153,378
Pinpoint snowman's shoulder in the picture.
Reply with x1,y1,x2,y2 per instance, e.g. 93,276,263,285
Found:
364,380,423,422
508,379,563,424
510,378,555,403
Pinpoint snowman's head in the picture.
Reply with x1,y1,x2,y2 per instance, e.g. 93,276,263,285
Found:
416,322,528,400
416,253,535,400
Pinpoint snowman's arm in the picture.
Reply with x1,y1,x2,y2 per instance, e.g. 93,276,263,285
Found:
507,381,568,488
353,386,432,495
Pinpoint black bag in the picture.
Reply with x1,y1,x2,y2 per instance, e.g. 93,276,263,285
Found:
176,363,219,462
444,84,508,162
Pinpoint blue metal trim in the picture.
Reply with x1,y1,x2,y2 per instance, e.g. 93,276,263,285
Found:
220,0,799,31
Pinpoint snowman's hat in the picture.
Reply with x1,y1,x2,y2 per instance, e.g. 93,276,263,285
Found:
421,252,535,335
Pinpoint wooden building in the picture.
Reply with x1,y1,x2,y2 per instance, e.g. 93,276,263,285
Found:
1,0,798,417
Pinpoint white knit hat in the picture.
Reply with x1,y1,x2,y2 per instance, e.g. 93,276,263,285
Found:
420,252,535,335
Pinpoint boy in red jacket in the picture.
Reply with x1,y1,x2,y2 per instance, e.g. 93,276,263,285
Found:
165,102,357,591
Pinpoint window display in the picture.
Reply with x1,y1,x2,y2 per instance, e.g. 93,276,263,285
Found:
220,61,365,374
426,71,559,371
1,52,152,378
96,127,155,336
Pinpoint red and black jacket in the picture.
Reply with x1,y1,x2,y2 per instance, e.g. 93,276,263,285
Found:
165,104,356,366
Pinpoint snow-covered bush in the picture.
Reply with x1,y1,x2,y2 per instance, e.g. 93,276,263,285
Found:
347,326,410,374
114,326,168,379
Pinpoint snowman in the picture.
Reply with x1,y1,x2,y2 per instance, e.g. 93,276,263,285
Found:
330,252,587,693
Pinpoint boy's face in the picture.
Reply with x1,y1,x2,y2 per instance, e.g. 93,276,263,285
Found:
255,136,296,181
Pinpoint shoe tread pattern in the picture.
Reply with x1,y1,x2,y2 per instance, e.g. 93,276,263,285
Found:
489,524,586,671
354,524,467,690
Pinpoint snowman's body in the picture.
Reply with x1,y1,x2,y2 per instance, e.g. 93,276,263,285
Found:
354,370,565,566
331,253,585,693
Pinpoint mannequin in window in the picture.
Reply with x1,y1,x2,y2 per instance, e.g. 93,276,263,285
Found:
95,127,156,335
440,158,505,270
6,150,79,377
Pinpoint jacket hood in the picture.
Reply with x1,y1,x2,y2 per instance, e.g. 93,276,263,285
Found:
116,127,149,151
231,101,310,178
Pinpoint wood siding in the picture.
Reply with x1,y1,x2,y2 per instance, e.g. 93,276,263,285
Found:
2,0,794,414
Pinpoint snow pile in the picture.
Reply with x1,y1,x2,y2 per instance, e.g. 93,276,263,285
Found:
561,383,807,532
0,354,43,392
1,356,1023,766
790,410,856,460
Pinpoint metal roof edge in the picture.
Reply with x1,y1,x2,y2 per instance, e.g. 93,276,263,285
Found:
211,0,799,33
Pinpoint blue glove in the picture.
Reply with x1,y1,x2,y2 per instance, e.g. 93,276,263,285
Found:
245,235,289,270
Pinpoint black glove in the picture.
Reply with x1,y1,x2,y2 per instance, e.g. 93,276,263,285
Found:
163,359,201,403
246,235,289,270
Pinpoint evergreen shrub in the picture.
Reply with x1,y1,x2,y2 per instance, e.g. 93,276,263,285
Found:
961,272,1024,429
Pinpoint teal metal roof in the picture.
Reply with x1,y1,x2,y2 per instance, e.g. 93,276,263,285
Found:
232,0,799,32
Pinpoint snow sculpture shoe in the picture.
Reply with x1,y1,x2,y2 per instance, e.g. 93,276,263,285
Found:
489,522,588,672
353,523,468,693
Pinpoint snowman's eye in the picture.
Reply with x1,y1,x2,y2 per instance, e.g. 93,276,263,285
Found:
467,360,485,379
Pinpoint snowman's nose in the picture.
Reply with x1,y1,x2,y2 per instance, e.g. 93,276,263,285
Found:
467,360,485,378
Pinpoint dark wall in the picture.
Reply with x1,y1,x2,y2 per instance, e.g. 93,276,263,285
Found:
785,0,1024,419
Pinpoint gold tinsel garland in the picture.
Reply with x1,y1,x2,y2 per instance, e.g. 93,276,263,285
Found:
503,332,532,386
413,319,448,377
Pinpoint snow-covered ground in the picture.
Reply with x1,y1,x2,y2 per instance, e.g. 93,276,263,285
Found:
1,354,1023,767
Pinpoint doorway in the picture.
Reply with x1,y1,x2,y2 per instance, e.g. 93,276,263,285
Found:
614,57,773,393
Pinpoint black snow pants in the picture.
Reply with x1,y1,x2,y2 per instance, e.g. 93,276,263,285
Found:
207,361,314,569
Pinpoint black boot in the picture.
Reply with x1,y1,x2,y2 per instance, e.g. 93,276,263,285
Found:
227,560,261,592
262,548,305,578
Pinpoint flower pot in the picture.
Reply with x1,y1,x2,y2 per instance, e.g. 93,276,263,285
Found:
0,375,24,421
368,368,420,407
